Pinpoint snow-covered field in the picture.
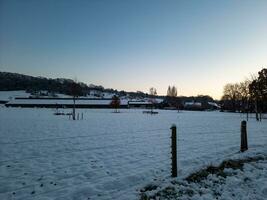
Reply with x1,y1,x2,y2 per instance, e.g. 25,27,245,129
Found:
0,108,266,200
143,158,267,200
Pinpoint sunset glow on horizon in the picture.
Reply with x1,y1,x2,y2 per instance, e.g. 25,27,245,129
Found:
1,0,267,99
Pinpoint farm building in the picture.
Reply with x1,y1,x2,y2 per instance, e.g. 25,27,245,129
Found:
184,101,221,111
5,97,129,109
184,101,203,110
128,101,152,108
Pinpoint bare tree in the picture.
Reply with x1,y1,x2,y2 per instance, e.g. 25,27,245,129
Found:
238,80,251,120
222,83,241,112
221,68,267,120
249,69,267,121
110,95,120,113
149,87,157,96
166,85,179,110
167,85,177,97
149,87,157,112
70,82,82,120
167,86,171,97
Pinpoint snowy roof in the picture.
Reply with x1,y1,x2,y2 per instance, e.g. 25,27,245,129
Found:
155,98,164,103
208,102,221,108
6,98,129,106
128,101,152,105
184,102,202,106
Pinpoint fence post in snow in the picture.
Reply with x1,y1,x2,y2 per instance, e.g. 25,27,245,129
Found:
77,113,80,120
81,113,83,120
171,125,177,177
240,121,248,152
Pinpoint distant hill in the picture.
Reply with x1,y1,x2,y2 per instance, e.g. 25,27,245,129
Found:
0,72,216,106
0,72,149,98
0,72,89,95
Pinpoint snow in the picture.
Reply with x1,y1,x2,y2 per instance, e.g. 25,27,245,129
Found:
0,108,266,200
208,101,221,108
103,93,116,99
184,102,202,107
0,91,163,106
144,157,267,200
0,91,30,101
0,91,75,101
6,98,129,106
219,160,267,200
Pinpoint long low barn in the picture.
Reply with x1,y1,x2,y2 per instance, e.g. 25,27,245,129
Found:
5,98,129,108
5,98,155,109
128,101,152,108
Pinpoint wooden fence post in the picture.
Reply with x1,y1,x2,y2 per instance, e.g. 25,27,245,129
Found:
171,125,177,177
240,121,248,152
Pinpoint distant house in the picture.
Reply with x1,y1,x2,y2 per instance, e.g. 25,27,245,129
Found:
30,90,58,98
184,101,203,110
88,86,104,97
207,102,221,110
89,89,103,97
128,98,163,109
184,101,221,111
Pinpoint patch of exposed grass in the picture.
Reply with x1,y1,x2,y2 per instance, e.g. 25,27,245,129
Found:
140,184,158,193
186,156,265,183
139,155,266,200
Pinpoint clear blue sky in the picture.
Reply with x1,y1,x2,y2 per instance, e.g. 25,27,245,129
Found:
1,0,267,99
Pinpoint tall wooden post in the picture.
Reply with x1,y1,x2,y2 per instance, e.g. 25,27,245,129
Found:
171,125,177,177
73,97,76,120
240,121,248,152
255,100,259,121
246,100,249,121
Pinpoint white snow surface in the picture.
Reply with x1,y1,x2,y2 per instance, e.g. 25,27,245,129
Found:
147,158,267,200
0,108,266,200
0,91,30,101
0,91,74,101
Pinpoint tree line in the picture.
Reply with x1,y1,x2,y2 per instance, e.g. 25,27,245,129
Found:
147,85,215,110
221,68,267,120
0,72,88,96
1,71,218,111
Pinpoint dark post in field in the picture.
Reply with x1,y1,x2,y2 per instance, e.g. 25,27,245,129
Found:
171,125,177,177
240,121,248,152
72,97,76,120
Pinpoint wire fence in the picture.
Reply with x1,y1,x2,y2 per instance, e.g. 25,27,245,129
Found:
0,119,266,200
176,119,267,180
